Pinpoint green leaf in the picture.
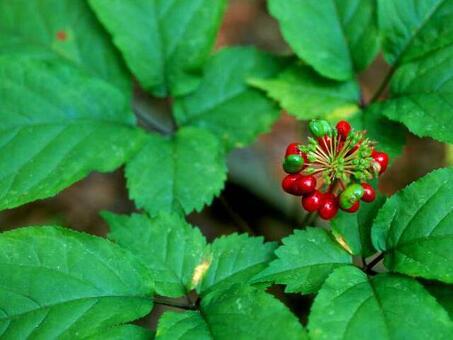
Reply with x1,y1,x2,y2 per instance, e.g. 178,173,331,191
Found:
250,64,360,120
156,285,306,339
379,52,453,143
0,0,130,93
173,47,283,150
126,127,226,216
103,212,207,298
89,0,226,97
268,0,379,80
332,194,386,257
197,234,277,295
350,106,406,159
156,311,211,340
423,281,453,319
87,325,154,340
377,0,453,143
0,226,153,339
378,0,453,66
0,57,144,211
103,212,276,297
308,266,452,340
253,228,352,294
372,168,453,283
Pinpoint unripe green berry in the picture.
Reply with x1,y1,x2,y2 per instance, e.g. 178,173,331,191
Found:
339,183,365,209
283,154,304,173
309,119,332,137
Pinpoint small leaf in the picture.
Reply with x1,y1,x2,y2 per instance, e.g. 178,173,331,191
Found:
103,212,207,298
156,285,307,339
0,0,130,93
250,64,360,120
268,0,379,80
372,168,453,283
173,47,283,151
0,56,144,211
0,226,153,339
126,127,227,216
89,0,226,97
253,228,352,294
308,266,453,340
197,234,277,295
332,194,386,257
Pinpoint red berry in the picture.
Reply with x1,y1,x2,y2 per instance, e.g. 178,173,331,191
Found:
361,183,376,202
372,150,389,174
336,120,351,140
302,190,323,212
344,200,360,213
297,175,316,194
282,174,303,196
319,193,339,220
285,143,302,156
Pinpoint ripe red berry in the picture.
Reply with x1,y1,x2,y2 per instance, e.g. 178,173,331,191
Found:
344,200,360,213
282,174,303,196
285,143,302,156
319,193,339,220
302,190,323,212
336,120,351,140
297,175,316,194
361,183,376,202
372,150,389,174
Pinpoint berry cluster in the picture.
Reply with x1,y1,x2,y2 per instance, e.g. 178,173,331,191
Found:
281,119,389,220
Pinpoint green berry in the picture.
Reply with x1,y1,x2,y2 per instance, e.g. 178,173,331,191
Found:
309,119,332,137
283,154,304,173
339,183,365,209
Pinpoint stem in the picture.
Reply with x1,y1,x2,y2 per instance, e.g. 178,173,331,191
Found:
365,253,384,272
302,211,318,227
369,68,395,104
154,296,197,310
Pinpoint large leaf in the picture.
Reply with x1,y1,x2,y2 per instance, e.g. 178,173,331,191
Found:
103,212,207,298
372,168,453,283
423,281,453,319
378,0,453,143
197,234,277,295
268,0,379,80
173,47,283,151
250,64,360,120
89,0,226,97
0,226,154,339
332,193,386,257
379,0,453,66
253,228,352,294
308,266,452,339
156,285,306,339
87,325,154,340
0,0,130,93
0,57,144,211
380,51,453,143
126,127,226,216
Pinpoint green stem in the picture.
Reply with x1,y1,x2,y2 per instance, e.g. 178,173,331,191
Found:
369,68,395,104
